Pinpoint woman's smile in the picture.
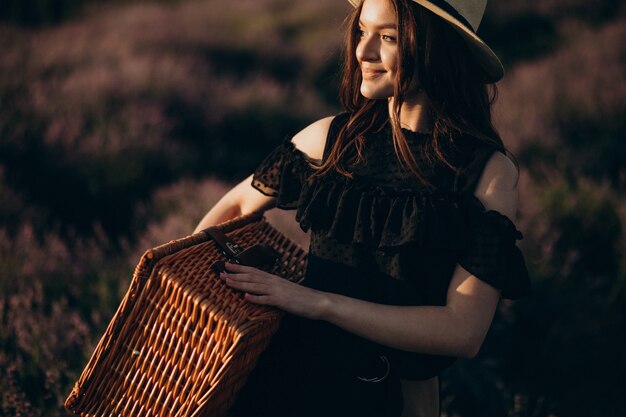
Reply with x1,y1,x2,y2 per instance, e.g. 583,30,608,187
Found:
356,0,399,99
361,67,387,79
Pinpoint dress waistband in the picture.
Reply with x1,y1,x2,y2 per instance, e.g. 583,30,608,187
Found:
303,253,421,306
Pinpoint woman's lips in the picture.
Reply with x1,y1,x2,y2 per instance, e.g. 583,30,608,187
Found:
361,69,386,79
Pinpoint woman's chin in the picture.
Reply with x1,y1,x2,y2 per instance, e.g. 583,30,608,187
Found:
359,85,392,100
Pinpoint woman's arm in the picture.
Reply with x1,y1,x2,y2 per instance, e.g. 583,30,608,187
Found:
222,151,519,358
193,173,277,233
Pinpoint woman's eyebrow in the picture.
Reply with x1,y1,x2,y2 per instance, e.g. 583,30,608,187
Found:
358,20,398,30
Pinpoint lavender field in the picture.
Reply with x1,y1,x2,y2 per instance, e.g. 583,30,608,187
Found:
1,0,625,416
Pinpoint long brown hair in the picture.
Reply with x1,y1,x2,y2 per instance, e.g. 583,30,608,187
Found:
308,0,506,188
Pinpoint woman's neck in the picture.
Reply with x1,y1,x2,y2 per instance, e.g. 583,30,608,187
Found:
388,90,433,133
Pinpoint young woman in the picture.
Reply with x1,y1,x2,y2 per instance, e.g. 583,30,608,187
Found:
194,0,531,415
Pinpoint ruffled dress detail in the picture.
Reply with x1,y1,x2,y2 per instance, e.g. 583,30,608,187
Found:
234,114,533,416
251,133,531,301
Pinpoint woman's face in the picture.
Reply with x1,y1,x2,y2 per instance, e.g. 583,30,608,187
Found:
356,0,399,100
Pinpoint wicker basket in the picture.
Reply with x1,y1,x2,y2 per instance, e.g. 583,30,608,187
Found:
65,211,308,417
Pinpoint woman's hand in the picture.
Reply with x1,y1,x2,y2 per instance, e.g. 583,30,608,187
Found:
220,262,329,320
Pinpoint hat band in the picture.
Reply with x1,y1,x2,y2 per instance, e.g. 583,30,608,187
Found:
425,0,475,33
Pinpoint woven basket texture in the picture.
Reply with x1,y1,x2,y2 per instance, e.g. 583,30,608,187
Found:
65,212,307,417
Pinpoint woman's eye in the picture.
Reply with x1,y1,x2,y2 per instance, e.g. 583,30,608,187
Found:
382,34,396,43
358,29,366,38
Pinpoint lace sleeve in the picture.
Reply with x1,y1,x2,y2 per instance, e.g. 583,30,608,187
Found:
458,200,532,300
251,141,285,197
251,137,316,210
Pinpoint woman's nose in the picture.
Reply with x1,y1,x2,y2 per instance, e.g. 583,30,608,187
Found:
356,35,380,62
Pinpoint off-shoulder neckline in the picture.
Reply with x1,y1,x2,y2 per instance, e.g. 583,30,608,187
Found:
400,127,432,137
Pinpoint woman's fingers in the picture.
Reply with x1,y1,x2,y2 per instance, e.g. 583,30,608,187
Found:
220,271,254,282
244,293,275,305
220,263,280,295
223,262,260,274
219,262,323,319
223,276,269,294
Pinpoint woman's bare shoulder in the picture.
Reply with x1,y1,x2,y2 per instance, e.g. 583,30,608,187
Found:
474,151,519,220
290,116,336,163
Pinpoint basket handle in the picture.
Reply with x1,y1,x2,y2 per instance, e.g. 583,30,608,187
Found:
204,226,280,273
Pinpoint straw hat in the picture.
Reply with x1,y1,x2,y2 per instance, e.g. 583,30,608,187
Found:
347,0,504,82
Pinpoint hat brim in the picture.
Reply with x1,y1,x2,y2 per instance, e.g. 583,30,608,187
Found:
347,0,504,82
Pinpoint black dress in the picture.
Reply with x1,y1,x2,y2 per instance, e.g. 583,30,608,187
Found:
229,113,532,417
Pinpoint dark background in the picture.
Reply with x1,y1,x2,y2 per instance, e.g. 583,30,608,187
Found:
1,0,625,416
